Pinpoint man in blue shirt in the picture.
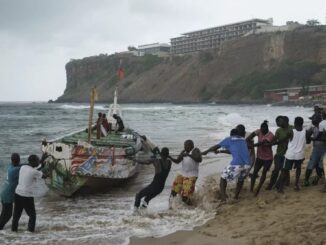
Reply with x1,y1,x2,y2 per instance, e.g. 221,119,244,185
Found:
0,153,21,229
202,129,251,203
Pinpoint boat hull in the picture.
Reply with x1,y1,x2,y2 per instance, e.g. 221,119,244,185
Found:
42,129,154,196
75,173,139,195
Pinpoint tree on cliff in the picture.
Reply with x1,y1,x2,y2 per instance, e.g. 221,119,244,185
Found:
306,19,320,26
128,46,137,51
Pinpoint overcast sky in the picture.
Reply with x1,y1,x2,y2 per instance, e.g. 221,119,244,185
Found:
0,0,325,101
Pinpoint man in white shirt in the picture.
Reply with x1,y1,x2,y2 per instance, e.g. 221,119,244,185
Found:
11,155,44,232
169,140,202,205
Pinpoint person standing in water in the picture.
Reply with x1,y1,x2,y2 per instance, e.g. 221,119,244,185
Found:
202,128,251,203
0,153,21,230
12,155,45,232
169,140,202,205
246,121,274,196
134,148,172,210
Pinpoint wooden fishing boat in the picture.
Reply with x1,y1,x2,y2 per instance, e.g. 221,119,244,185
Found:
41,88,155,196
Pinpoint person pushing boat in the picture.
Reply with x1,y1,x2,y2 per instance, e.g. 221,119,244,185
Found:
0,153,21,230
134,147,171,211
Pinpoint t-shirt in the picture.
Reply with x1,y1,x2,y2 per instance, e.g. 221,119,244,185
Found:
15,165,43,197
310,126,326,148
285,129,306,160
255,130,274,160
0,164,21,203
319,120,326,132
274,126,293,156
181,150,200,177
218,136,251,166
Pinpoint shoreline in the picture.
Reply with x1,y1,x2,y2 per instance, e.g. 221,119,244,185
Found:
131,178,326,245
0,101,317,108
130,147,326,245
53,100,319,108
53,99,266,105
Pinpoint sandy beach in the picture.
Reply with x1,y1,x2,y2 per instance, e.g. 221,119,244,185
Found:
131,147,326,245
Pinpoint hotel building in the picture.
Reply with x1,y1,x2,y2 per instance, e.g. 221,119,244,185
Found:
170,18,273,55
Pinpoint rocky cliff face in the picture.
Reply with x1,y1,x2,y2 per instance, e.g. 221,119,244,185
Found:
57,26,326,103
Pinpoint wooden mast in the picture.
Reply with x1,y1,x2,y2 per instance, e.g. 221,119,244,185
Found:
87,87,97,143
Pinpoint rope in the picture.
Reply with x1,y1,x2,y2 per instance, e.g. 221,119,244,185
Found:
125,153,216,161
43,154,73,181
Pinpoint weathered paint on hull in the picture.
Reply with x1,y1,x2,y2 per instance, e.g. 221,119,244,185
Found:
76,173,139,195
46,167,139,197
42,129,154,196
43,156,139,196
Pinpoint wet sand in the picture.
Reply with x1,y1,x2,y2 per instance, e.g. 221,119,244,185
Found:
131,147,326,245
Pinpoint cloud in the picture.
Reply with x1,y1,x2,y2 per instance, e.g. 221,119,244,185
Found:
0,0,325,101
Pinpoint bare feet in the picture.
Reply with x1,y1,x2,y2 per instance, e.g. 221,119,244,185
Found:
217,200,227,207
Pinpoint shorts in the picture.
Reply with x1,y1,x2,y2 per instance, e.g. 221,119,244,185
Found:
274,155,285,170
283,159,304,170
221,164,251,182
171,175,197,198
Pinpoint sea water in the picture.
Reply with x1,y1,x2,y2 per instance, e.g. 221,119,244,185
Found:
0,103,312,244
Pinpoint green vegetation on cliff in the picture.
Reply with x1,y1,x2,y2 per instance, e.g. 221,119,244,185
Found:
221,61,326,100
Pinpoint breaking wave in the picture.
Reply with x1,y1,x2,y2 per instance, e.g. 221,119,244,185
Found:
59,104,107,110
217,112,248,127
123,105,172,111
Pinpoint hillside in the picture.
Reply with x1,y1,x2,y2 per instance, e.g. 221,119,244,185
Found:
56,26,326,103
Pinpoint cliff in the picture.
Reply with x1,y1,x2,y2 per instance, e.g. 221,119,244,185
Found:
57,26,326,103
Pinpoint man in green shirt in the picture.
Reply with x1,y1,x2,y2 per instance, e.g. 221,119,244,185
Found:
266,116,292,190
